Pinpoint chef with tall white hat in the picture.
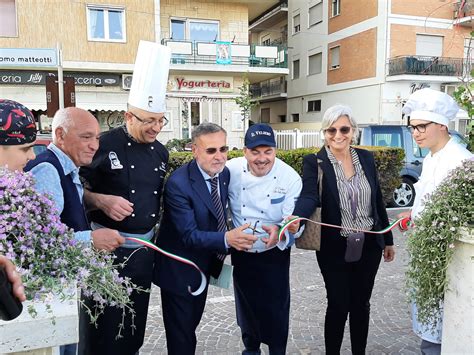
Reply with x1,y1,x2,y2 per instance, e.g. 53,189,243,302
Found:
79,40,171,355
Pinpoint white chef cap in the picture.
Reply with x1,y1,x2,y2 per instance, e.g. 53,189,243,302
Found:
402,88,459,126
128,41,171,114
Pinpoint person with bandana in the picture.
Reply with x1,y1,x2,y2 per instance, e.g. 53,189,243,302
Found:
0,99,33,308
0,99,37,171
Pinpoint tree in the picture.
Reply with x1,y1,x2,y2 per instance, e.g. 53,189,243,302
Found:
234,76,258,127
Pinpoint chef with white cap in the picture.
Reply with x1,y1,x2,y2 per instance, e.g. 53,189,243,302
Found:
400,88,472,355
79,41,171,355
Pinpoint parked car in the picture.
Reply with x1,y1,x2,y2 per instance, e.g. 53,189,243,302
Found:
34,134,52,155
359,125,468,207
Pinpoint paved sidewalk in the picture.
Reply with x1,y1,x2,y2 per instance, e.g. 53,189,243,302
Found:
142,210,420,354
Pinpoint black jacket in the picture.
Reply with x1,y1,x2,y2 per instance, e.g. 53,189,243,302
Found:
293,147,393,259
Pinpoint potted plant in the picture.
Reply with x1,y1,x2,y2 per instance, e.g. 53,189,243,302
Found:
406,157,473,351
0,169,142,352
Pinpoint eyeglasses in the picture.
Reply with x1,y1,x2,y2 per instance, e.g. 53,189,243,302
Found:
197,145,229,155
130,112,168,127
408,122,434,134
324,126,352,136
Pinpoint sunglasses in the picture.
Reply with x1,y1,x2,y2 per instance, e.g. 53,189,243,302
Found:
200,145,229,155
408,122,434,134
324,126,352,136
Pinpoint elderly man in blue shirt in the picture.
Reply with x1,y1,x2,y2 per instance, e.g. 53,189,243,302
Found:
25,107,124,355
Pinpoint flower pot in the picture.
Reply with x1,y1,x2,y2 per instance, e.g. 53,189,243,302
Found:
441,228,474,354
0,288,78,354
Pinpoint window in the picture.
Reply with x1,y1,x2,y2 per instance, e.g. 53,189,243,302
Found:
170,18,219,43
87,6,125,42
293,59,300,79
292,113,300,122
330,46,340,69
309,3,323,27
308,53,322,75
171,19,185,40
332,0,340,17
416,34,443,56
261,108,270,123
307,100,321,112
261,35,271,46
190,20,219,42
0,0,17,37
293,14,301,34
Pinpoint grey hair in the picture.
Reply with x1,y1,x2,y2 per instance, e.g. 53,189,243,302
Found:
321,104,359,144
191,122,226,143
51,108,75,142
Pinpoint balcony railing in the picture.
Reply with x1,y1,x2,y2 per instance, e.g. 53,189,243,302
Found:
162,39,288,69
388,56,464,76
250,80,287,98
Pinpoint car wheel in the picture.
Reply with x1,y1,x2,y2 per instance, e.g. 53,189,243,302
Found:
392,177,415,207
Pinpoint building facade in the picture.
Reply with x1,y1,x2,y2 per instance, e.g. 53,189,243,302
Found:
285,0,472,132
0,0,288,147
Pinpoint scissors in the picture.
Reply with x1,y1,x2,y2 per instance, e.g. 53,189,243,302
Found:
246,221,265,236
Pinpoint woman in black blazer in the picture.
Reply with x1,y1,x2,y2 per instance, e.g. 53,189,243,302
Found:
293,104,395,355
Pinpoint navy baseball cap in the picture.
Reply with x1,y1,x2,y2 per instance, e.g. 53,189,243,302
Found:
244,124,276,149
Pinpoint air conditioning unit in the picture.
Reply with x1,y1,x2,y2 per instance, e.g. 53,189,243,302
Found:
441,84,457,96
122,74,133,90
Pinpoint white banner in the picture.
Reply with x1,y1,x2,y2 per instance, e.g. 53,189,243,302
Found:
0,48,58,67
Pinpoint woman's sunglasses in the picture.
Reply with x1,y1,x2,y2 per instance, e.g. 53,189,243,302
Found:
324,126,352,136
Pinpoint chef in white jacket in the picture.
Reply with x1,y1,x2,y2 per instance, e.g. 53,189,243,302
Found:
227,124,302,355
400,88,473,355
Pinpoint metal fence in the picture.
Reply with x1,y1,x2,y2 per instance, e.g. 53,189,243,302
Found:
274,129,321,150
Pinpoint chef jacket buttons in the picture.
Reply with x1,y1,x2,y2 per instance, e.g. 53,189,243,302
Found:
154,191,157,194
131,190,135,194
154,168,158,171
127,142,131,146
151,214,156,217
131,165,135,169
131,213,135,217
151,146,154,150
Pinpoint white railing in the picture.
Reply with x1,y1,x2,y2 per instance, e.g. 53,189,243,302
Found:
274,129,321,150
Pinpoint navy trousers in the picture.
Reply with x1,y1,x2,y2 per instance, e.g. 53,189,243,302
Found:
232,248,291,354
160,286,209,355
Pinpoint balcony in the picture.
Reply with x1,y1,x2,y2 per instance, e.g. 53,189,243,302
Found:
249,2,288,32
250,79,287,101
163,39,288,69
388,56,464,77
453,0,474,27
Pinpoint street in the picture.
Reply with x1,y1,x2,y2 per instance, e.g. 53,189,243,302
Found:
142,209,420,354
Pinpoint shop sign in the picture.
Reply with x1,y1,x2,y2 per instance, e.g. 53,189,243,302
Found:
0,70,120,86
168,75,233,92
0,48,57,67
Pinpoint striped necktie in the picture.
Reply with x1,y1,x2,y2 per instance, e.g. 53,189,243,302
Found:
209,177,227,233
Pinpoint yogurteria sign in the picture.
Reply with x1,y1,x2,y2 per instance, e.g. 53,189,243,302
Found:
170,76,233,92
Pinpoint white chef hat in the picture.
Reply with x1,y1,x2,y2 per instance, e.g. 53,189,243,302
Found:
128,40,171,114
402,88,459,126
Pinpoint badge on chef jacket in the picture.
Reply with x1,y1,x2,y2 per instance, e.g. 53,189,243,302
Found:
109,152,123,170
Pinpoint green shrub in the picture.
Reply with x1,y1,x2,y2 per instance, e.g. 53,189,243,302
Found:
167,146,404,204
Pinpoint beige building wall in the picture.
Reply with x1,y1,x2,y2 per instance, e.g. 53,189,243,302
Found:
0,0,155,64
328,0,377,34
391,0,454,19
160,0,248,44
327,28,377,85
390,24,470,58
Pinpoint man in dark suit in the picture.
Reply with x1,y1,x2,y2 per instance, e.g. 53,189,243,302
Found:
153,122,257,354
